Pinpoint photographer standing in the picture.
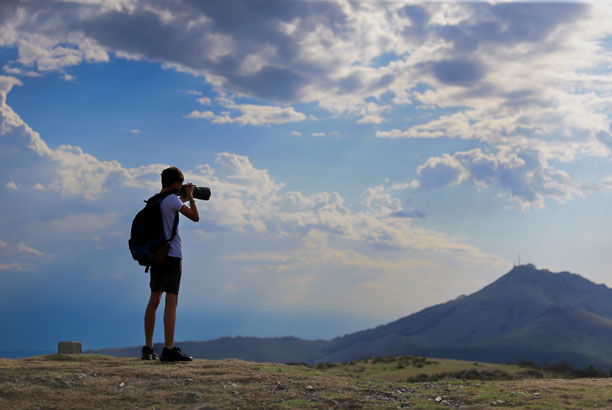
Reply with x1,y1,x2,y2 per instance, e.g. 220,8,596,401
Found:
141,166,199,361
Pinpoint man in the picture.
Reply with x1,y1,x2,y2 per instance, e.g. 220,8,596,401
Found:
141,166,199,361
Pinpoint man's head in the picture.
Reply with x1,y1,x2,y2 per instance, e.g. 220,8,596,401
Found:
161,167,184,188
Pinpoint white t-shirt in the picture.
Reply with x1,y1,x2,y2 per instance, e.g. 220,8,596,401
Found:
159,194,183,258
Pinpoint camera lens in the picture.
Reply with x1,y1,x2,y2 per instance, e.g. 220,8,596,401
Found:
193,186,211,201
179,185,211,201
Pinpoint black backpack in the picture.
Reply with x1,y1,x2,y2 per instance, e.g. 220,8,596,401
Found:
128,190,179,272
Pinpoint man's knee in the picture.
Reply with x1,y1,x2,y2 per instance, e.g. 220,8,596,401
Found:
148,291,163,308
165,293,178,308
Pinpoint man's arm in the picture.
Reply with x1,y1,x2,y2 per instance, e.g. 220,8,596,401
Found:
180,201,199,222
179,183,199,222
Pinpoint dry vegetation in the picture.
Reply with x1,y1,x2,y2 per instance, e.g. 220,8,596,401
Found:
2,354,612,409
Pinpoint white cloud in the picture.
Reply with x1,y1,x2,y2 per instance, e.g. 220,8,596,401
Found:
11,1,612,319
373,4,612,167
15,242,51,258
6,22,109,75
0,72,507,282
0,76,163,199
362,184,402,217
0,2,608,214
186,102,306,126
0,68,513,316
225,229,456,276
357,102,389,124
221,228,507,315
0,240,53,271
0,262,25,271
1,1,610,152
409,147,583,210
582,175,612,193
2,64,42,77
183,153,505,265
0,75,507,292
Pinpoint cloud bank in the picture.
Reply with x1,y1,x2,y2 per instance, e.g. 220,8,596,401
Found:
0,72,505,318
2,1,612,324
1,1,611,209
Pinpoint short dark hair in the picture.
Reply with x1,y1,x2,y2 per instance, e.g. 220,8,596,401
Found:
161,167,184,187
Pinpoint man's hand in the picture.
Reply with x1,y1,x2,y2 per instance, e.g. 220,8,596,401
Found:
181,183,195,203
179,183,199,222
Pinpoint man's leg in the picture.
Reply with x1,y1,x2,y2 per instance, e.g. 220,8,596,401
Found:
164,292,178,348
144,291,163,347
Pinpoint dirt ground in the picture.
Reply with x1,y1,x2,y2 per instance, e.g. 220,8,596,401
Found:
2,354,612,409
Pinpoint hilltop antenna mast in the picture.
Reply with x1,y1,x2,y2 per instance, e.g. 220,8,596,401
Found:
513,253,521,267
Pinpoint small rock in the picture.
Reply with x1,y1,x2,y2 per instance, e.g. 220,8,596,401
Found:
119,382,125,388
54,379,73,389
435,396,442,402
305,385,315,392
231,383,237,388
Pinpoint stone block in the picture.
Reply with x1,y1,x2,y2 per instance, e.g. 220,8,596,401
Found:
57,341,82,354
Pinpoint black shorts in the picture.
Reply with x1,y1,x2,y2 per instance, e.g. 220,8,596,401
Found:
150,257,182,294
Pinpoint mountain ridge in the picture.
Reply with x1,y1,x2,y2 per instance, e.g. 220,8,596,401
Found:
89,264,612,370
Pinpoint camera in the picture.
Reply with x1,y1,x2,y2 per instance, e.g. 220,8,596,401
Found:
179,184,211,201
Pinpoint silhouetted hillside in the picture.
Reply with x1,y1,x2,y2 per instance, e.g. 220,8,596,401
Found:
90,264,612,371
474,304,612,368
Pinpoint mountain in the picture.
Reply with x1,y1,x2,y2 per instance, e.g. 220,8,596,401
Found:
474,304,612,368
316,264,612,367
90,264,612,370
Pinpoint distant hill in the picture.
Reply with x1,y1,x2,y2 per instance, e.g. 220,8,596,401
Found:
90,264,612,370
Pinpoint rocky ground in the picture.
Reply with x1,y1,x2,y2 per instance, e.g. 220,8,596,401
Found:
2,354,612,409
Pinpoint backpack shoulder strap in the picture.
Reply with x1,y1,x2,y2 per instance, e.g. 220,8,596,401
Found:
146,188,179,204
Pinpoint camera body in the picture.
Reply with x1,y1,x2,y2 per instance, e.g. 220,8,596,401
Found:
179,184,211,201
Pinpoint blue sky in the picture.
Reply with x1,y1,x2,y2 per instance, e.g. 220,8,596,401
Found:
1,0,612,354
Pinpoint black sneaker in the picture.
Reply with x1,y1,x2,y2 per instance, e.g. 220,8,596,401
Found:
141,345,159,360
160,346,193,362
